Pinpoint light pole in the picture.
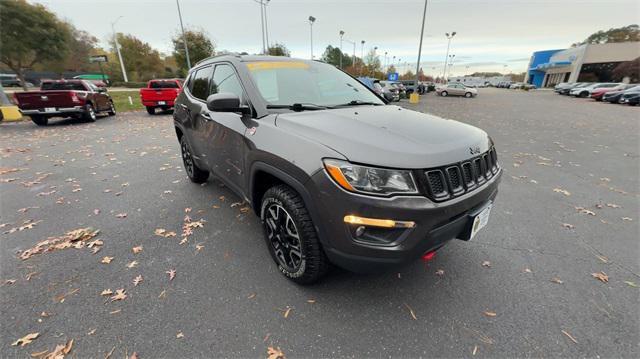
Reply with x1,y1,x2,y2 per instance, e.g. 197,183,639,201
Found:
414,0,429,97
442,31,456,83
176,0,191,69
339,30,345,69
360,40,365,75
308,16,316,60
263,0,270,50
254,0,268,53
447,54,455,80
371,46,378,76
111,16,128,83
384,52,388,73
343,38,356,70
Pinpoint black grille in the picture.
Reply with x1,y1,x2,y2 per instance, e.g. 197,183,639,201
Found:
422,147,499,202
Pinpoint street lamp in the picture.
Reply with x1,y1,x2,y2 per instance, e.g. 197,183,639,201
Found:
414,0,429,98
339,30,345,69
447,54,455,80
254,0,270,53
384,51,388,73
176,0,191,69
308,16,316,60
442,31,456,83
111,16,128,83
360,40,365,75
371,46,378,76
343,38,356,70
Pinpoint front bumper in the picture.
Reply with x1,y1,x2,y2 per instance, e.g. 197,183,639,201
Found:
307,168,502,273
20,106,83,116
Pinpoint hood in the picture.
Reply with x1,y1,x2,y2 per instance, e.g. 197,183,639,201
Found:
275,105,490,169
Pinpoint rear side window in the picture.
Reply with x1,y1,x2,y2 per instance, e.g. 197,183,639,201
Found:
211,64,245,102
189,66,213,100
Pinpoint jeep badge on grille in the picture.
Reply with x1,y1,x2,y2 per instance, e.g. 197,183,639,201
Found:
469,146,481,155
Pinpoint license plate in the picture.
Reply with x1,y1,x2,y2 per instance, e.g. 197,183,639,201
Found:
158,101,166,105
44,107,56,112
469,203,492,240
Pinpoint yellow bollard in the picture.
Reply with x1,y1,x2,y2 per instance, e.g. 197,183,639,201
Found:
0,105,23,122
409,92,420,104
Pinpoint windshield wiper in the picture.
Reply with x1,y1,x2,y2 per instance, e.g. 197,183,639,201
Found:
266,103,328,112
330,100,383,108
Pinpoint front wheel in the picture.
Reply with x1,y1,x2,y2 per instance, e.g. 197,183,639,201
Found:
465,92,472,98
261,185,329,284
31,116,48,126
146,106,155,115
180,137,209,183
441,91,448,97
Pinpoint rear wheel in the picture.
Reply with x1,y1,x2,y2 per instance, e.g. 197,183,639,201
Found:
441,91,448,97
180,137,208,183
261,184,329,284
146,106,155,115
31,115,48,126
83,104,96,122
107,101,116,116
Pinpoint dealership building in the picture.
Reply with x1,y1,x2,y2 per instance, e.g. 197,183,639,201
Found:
525,42,640,88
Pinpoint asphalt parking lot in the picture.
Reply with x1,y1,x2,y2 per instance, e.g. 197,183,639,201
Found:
1,88,638,358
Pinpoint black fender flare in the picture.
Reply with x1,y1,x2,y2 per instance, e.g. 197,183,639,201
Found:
249,162,329,247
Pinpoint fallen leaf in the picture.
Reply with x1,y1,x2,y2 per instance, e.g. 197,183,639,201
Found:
551,277,564,284
307,299,316,304
553,188,571,196
247,293,256,299
87,329,96,335
115,213,127,219
12,332,39,347
176,332,184,339
482,261,491,267
166,269,176,281
435,269,445,276
282,307,291,318
606,203,621,208
622,217,633,221
591,271,609,283
624,281,637,287
158,290,167,298
132,245,143,254
4,279,17,285
126,260,138,269
130,352,139,359
267,346,285,359
30,349,48,357
100,289,113,296
524,268,532,273
562,330,578,344
195,244,204,252
561,223,575,229
472,345,478,356
404,303,417,320
483,311,497,317
101,256,113,264
110,289,127,302
133,275,143,286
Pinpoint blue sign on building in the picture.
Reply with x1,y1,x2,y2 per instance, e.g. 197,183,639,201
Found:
388,72,399,81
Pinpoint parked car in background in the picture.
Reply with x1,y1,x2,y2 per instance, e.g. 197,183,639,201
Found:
590,83,636,101
13,79,115,126
1,74,34,88
558,82,590,95
603,85,640,103
620,87,640,105
570,83,619,98
509,82,524,89
554,82,573,92
436,83,478,98
140,79,183,114
379,81,401,102
391,81,407,98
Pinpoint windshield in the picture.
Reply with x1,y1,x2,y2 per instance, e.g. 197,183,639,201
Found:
245,60,384,107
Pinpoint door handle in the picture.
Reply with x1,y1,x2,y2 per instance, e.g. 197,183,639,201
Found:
200,112,212,121
178,103,188,110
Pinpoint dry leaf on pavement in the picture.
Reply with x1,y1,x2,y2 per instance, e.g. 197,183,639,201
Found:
404,303,417,320
482,261,491,267
132,245,143,254
11,332,39,347
435,269,445,276
561,223,575,229
553,188,571,196
126,260,138,269
624,281,637,287
562,330,578,344
591,271,609,283
267,346,285,359
133,275,143,286
100,289,113,296
101,256,113,264
176,332,184,338
483,311,497,317
551,277,564,284
115,213,127,218
166,269,176,281
110,289,127,302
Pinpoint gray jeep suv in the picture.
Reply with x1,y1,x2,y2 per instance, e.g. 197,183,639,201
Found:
174,55,501,284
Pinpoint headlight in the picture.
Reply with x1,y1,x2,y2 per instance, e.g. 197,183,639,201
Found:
323,159,418,196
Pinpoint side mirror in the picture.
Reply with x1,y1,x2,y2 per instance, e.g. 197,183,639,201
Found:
206,93,250,115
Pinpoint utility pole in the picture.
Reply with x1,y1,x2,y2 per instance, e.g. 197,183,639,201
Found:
176,0,191,69
308,16,316,60
414,0,428,98
111,16,128,83
442,31,456,83
339,30,345,69
360,40,365,75
264,0,270,50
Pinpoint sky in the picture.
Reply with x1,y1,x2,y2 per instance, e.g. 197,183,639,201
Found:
32,0,640,77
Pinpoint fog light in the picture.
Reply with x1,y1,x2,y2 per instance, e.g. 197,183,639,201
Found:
343,215,415,228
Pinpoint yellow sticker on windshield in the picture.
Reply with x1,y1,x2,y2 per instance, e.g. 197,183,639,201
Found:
246,61,310,71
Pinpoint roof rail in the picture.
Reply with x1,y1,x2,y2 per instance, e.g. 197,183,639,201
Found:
193,53,242,67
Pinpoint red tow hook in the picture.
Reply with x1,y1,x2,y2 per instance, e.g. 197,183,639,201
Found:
421,250,436,262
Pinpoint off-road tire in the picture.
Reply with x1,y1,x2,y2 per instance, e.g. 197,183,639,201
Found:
146,106,155,115
260,184,330,284
180,137,208,183
31,115,48,126
83,104,96,122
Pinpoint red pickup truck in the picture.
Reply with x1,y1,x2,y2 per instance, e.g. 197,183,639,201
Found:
139,79,183,115
13,79,115,126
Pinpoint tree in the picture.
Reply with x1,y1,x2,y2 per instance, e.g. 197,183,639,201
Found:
470,72,503,77
386,65,397,75
37,24,99,74
364,49,381,76
572,24,640,46
0,0,70,90
267,43,291,57
172,29,215,72
114,33,164,81
612,57,640,83
401,70,415,80
320,45,352,68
